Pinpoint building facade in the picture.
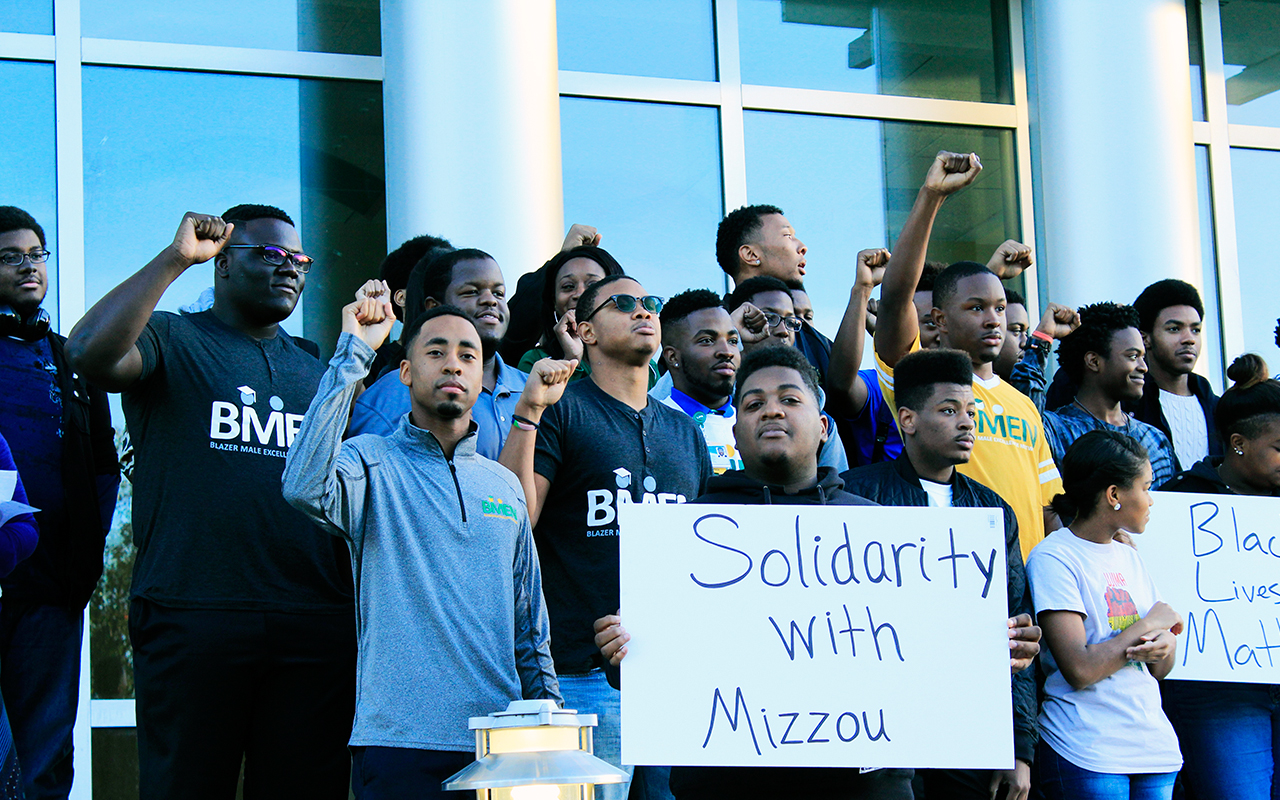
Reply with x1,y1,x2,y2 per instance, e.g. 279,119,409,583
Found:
1,0,1278,795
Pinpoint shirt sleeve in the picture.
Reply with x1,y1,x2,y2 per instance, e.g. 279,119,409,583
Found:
133,311,173,385
532,401,564,483
1032,414,1064,506
873,335,920,414
1146,427,1178,490
1026,548,1087,619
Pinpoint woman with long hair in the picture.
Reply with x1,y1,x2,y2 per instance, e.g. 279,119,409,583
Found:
1027,429,1183,800
516,245,624,372
1160,353,1280,800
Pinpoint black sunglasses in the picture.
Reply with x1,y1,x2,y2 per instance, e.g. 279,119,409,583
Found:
581,294,664,323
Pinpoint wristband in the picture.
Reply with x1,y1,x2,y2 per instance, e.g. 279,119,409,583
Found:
511,414,540,431
1031,330,1054,344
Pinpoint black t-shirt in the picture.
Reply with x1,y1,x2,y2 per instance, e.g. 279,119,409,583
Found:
123,310,352,611
534,378,711,672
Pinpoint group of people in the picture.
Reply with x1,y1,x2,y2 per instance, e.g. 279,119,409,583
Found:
0,145,1276,800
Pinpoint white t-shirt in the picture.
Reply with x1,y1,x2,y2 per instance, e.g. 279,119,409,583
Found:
919,478,953,508
1160,389,1208,470
1026,530,1182,774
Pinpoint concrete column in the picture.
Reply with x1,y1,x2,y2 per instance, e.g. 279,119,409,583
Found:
381,0,564,276
1029,0,1200,310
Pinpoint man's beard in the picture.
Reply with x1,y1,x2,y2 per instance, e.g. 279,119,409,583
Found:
434,400,466,420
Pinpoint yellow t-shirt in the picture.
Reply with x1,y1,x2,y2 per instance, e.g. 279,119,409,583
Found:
875,343,1063,561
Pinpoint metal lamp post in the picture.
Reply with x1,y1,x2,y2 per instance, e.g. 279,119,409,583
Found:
443,699,629,799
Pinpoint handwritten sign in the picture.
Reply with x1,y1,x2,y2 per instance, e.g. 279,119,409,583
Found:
618,503,1013,769
1140,491,1280,683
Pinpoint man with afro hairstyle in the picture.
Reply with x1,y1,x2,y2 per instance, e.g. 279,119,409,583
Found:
1043,302,1178,488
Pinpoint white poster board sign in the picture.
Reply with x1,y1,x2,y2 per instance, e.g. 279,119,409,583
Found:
1140,491,1280,683
618,503,1013,769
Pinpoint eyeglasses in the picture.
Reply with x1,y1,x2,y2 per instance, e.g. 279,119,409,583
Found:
224,244,314,273
762,311,803,332
581,294,664,323
0,249,51,267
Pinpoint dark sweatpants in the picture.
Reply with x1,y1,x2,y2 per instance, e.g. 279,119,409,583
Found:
350,747,473,800
129,598,356,800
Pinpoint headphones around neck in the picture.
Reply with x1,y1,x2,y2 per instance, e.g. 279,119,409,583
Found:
0,305,51,341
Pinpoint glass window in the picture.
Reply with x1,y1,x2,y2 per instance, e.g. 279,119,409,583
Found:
557,0,716,81
81,0,380,56
83,66,385,702
1194,146,1223,389
560,97,725,299
1188,0,1206,122
1220,0,1280,127
1230,147,1280,361
1,0,53,34
744,111,1018,355
738,0,1012,103
0,61,58,329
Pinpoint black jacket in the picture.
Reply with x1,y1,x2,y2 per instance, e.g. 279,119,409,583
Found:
670,467,921,797
2,332,120,609
1160,456,1270,496
841,453,1039,765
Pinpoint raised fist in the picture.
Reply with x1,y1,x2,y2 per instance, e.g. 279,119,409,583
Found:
987,240,1034,279
731,301,770,348
923,151,982,197
342,279,396,351
856,248,890,289
171,212,233,266
520,357,578,412
1036,302,1081,340
561,224,601,251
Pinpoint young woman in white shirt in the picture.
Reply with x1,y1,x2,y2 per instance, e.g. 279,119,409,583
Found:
1026,429,1184,800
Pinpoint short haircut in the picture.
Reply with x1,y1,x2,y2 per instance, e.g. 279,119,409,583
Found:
0,206,45,247
417,247,495,306
1216,354,1280,440
790,283,808,295
734,344,822,407
894,349,974,411
716,204,784,278
660,289,725,344
725,276,791,313
1050,429,1149,521
917,262,946,293
576,273,634,326
1132,279,1204,332
221,204,294,228
1055,302,1141,385
1005,288,1026,308
536,245,626,359
403,304,477,350
380,235,453,306
931,261,998,310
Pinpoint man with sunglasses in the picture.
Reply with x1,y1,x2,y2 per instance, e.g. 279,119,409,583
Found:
67,208,355,799
499,273,712,800
0,206,120,800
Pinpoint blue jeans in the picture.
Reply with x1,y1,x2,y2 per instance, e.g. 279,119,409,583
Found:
1038,741,1177,800
0,601,82,800
558,670,633,800
1162,680,1280,800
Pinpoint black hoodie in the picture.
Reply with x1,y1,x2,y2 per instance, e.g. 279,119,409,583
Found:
690,465,876,507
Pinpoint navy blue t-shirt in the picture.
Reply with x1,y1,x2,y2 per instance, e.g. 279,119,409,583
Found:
123,310,352,611
533,378,711,672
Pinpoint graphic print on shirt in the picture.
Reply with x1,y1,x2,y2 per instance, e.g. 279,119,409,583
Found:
208,382,306,456
1103,572,1144,669
585,467,688,536
481,496,520,522
973,396,1038,451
